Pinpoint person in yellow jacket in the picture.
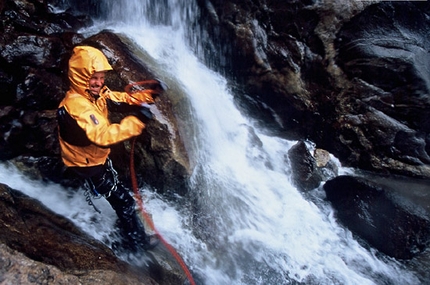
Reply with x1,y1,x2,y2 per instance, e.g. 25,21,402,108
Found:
57,45,161,251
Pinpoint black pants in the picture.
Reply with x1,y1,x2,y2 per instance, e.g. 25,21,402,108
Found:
69,160,149,248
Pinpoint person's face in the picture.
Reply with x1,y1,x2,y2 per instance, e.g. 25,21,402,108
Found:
88,71,106,96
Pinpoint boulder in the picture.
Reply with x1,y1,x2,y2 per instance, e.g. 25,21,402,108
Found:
288,140,338,192
323,175,430,259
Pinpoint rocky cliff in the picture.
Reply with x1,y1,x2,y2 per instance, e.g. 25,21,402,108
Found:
196,0,430,178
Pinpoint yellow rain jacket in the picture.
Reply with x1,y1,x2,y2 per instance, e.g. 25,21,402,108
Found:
58,46,145,168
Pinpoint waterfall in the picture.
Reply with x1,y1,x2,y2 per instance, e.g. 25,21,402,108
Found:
75,1,422,283
1,0,421,284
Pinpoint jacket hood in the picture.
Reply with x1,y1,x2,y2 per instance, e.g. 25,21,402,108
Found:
68,46,113,96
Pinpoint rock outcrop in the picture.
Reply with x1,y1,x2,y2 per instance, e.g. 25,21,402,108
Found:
196,0,430,178
0,183,156,284
0,181,191,284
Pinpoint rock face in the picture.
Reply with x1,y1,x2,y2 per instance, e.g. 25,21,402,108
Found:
196,0,430,178
324,175,430,259
0,183,156,284
0,181,191,284
334,2,430,175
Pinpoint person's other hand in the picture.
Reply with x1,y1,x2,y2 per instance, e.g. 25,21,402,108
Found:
133,105,153,123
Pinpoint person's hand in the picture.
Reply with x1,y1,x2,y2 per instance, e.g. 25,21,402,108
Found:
133,105,153,123
106,99,153,123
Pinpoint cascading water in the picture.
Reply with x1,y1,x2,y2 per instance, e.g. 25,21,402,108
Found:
1,0,422,284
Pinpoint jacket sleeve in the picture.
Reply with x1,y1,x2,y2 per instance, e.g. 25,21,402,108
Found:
103,86,156,105
65,96,144,147
103,87,132,103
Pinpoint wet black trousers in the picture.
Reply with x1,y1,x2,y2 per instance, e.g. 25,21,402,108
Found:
69,160,149,248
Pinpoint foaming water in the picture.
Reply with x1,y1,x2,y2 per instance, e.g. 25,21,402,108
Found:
0,162,116,243
0,0,422,284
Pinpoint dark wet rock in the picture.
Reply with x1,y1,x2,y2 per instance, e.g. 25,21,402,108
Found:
288,140,338,191
0,108,58,159
16,68,65,109
2,0,92,36
0,183,156,284
324,175,430,259
332,1,430,177
1,34,65,69
288,141,323,191
197,0,430,178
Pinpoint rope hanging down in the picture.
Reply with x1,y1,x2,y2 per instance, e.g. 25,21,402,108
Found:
129,137,196,285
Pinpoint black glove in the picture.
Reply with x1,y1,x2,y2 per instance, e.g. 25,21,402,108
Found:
134,105,153,124
106,100,153,123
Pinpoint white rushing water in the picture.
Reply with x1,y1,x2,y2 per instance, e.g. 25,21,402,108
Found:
0,0,422,284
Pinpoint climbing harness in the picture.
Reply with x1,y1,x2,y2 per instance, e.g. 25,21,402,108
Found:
83,181,101,213
83,158,119,213
105,157,120,193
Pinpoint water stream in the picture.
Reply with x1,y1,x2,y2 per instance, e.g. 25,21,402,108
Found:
0,0,422,284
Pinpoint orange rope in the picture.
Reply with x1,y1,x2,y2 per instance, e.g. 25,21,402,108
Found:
124,79,163,102
130,137,196,285
124,79,162,95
